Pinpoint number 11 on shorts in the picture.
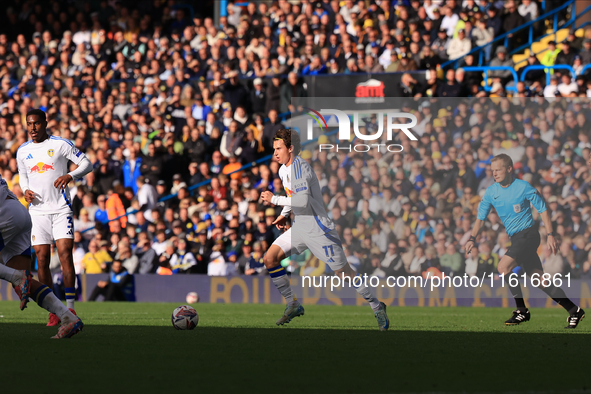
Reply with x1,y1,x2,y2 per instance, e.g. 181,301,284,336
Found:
323,245,334,257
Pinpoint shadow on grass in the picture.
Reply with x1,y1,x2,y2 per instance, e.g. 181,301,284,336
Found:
0,324,590,394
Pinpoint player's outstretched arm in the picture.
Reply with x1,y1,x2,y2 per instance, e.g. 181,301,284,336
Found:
271,191,309,208
54,156,93,190
465,218,484,257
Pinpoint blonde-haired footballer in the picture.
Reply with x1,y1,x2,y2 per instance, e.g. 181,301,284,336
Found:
260,129,389,330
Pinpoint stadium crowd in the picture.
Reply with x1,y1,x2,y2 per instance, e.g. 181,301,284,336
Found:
0,0,590,285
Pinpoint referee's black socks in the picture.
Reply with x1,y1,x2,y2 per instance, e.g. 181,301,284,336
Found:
540,285,578,314
509,281,526,309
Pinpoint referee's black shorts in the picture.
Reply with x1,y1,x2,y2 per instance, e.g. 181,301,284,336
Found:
505,226,543,272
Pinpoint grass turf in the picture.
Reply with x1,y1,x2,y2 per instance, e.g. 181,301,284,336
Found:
0,301,589,394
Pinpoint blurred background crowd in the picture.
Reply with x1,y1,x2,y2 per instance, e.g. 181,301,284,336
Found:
0,0,590,282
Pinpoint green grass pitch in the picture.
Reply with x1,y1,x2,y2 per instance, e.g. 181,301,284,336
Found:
0,301,589,394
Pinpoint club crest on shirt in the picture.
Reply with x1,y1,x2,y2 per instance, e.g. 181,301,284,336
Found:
513,204,521,213
48,149,54,157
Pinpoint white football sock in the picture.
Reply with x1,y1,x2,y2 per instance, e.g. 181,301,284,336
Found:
36,287,76,323
270,266,297,305
0,264,23,286
354,278,381,311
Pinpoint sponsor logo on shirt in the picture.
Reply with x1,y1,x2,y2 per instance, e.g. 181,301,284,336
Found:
284,187,294,197
29,162,55,174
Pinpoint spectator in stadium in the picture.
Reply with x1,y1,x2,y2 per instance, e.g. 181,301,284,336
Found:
437,69,462,97
135,233,158,274
280,72,307,114
489,46,515,86
472,19,494,62
544,75,561,97
558,73,579,96
81,239,113,274
503,1,526,49
88,259,135,302
555,41,576,68
518,0,539,22
123,148,142,193
447,29,471,63
431,28,450,61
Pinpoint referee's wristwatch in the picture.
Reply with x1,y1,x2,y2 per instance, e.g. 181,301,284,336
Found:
547,232,555,237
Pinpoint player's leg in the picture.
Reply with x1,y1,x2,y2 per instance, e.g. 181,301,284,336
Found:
32,214,63,325
0,257,32,309
8,256,78,320
33,243,61,325
56,238,76,310
521,231,584,328
264,229,297,305
34,243,52,287
54,213,76,311
0,204,34,308
498,246,529,325
264,229,304,325
310,231,388,330
32,215,54,288
1,209,82,337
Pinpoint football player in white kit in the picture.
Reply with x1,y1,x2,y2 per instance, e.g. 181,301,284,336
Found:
0,174,83,338
17,109,93,326
260,129,389,330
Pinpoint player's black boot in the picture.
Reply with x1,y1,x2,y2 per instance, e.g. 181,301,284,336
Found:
505,309,530,325
565,307,585,329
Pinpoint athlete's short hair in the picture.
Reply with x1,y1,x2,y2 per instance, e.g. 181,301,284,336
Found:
491,153,513,169
274,128,301,155
26,108,47,122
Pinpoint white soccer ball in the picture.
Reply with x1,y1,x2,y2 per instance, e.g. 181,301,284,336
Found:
171,305,199,330
186,291,199,304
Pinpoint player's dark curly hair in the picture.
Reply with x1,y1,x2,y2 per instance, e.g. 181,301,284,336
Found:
26,108,47,121
274,128,301,155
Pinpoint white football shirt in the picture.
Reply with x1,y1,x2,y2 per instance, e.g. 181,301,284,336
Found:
17,135,87,216
272,155,335,235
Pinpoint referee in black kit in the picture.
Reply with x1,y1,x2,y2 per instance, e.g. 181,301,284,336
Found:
466,154,584,328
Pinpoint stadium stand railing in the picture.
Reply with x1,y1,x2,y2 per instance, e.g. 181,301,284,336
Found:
442,0,576,69
581,63,591,76
519,64,577,85
514,4,591,69
462,66,519,92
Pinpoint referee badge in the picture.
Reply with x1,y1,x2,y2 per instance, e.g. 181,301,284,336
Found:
48,149,54,157
513,204,521,213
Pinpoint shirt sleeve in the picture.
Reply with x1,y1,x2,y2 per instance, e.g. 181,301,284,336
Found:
16,149,30,192
525,183,547,213
68,156,93,180
61,140,87,166
280,206,292,217
477,188,493,221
